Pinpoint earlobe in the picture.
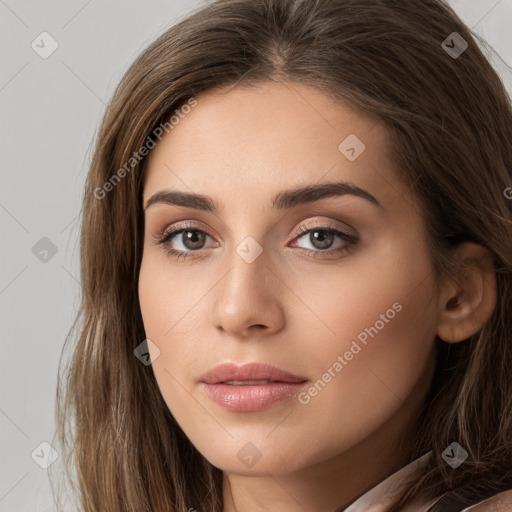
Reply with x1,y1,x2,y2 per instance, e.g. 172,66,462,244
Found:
436,243,497,344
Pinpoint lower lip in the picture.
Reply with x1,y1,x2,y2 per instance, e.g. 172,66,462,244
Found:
202,381,308,412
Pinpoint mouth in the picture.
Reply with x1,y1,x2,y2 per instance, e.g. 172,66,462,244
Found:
201,380,308,412
200,362,307,385
200,363,308,412
222,380,288,385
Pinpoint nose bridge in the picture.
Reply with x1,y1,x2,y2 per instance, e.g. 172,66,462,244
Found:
212,233,284,335
221,234,270,309
220,212,270,288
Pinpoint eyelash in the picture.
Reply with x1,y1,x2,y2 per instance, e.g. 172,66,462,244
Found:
154,220,359,261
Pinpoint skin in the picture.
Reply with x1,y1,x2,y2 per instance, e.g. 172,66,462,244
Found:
138,82,496,512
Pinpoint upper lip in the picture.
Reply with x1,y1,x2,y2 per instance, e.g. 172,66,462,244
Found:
201,362,307,384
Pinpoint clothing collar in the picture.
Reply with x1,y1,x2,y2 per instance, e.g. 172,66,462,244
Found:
340,451,437,512
337,451,512,511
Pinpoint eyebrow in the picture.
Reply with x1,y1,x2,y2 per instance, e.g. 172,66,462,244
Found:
143,181,384,213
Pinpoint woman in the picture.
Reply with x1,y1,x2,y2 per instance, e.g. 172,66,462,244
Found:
55,0,512,510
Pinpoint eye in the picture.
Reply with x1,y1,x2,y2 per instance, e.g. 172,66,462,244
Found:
155,221,217,260
154,220,359,261
291,220,359,258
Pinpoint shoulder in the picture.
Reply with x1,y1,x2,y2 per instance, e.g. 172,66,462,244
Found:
462,489,512,511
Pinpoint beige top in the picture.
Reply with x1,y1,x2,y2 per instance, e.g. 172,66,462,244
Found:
342,452,512,512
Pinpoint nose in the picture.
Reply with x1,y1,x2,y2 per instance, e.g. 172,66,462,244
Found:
210,241,286,339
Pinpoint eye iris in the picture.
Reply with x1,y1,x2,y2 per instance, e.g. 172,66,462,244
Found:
168,227,343,252
183,230,205,250
310,230,334,249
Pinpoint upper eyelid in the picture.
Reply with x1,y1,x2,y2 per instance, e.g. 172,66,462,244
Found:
158,221,356,246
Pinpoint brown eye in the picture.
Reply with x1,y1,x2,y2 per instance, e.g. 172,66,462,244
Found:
155,221,358,261
293,224,358,256
159,228,212,252
178,230,207,250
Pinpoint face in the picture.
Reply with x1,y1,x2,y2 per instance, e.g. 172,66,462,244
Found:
138,82,441,475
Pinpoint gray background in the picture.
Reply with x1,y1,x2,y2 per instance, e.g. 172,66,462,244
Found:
1,1,511,510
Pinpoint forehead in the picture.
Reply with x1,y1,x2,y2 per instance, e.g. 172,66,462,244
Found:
142,81,406,214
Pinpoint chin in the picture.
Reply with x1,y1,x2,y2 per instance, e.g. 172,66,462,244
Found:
199,441,310,476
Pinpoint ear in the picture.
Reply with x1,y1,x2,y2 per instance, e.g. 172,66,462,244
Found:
436,243,497,343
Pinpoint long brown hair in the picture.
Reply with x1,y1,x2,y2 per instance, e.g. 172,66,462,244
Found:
54,0,512,510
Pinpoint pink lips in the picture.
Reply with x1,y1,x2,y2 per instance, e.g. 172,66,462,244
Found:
200,362,308,412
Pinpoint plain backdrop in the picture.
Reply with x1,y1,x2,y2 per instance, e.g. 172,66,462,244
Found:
1,0,511,510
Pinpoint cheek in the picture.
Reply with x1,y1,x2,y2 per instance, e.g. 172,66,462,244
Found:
293,247,438,446
311,238,438,390
138,255,217,429
290,233,438,368
138,252,209,342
